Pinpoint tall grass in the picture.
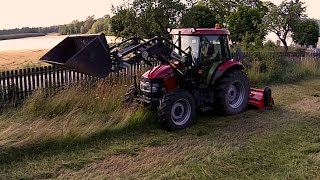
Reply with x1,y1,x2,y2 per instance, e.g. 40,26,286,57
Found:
1,54,320,149
0,81,153,149
246,56,320,86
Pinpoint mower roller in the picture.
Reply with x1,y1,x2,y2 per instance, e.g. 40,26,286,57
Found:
40,26,274,131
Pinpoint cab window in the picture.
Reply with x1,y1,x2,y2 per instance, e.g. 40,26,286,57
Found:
200,35,221,62
200,35,230,62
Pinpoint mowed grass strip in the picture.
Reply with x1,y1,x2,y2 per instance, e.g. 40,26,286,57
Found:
0,78,319,179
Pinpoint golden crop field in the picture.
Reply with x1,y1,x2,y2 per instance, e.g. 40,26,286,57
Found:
0,49,48,70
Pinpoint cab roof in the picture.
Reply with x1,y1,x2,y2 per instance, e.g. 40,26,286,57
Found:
170,28,230,35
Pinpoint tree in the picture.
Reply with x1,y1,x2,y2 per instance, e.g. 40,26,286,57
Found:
110,7,137,37
133,0,186,38
202,0,266,24
264,0,306,52
185,0,197,8
181,5,217,28
70,20,82,34
202,0,233,24
89,15,111,34
82,16,96,34
292,19,319,47
110,0,186,38
58,25,69,35
227,5,267,48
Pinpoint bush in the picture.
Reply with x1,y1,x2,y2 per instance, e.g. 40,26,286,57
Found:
245,54,320,86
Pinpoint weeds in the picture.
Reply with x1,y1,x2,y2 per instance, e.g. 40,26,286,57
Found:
245,56,320,86
0,80,154,149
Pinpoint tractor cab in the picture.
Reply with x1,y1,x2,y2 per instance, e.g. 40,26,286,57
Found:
170,25,234,86
170,25,231,66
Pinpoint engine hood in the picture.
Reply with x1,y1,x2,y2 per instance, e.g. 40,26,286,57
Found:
142,64,174,79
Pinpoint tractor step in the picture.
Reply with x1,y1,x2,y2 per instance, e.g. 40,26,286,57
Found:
200,106,214,112
135,97,151,104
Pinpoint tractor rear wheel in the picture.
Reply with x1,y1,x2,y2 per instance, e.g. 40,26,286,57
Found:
158,90,196,131
215,70,249,115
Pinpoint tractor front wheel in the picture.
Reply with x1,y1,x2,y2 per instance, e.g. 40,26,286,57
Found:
123,85,137,105
158,90,196,131
215,70,249,115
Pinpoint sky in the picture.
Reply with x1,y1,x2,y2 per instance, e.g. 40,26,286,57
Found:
0,0,319,30
0,0,123,29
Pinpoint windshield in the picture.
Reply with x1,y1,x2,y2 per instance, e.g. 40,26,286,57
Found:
173,35,221,62
173,35,200,61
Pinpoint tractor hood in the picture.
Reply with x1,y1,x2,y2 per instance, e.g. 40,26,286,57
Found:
142,64,174,79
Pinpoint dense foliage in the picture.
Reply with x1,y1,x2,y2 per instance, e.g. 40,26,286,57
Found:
58,15,112,35
292,19,320,47
109,0,316,51
227,5,267,48
180,5,217,28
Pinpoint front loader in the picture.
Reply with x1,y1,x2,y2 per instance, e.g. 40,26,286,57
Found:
40,25,274,131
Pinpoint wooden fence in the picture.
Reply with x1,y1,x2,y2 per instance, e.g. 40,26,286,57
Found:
0,51,310,108
0,62,150,108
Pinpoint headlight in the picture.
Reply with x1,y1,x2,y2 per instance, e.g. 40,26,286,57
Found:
140,81,160,93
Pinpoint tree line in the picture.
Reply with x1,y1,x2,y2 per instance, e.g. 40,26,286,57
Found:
0,15,112,37
110,0,319,51
58,15,111,35
0,26,60,36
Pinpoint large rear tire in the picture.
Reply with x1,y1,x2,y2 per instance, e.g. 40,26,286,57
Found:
158,90,196,131
215,70,250,115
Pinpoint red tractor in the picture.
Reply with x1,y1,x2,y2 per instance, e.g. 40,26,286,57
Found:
40,25,274,131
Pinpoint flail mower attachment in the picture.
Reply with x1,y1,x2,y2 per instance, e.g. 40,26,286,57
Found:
249,87,274,110
40,33,112,78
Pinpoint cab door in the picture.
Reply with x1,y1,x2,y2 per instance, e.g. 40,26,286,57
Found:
199,35,232,87
199,35,222,87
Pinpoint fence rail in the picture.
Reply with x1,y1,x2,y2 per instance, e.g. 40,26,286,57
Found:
0,62,151,108
0,51,311,108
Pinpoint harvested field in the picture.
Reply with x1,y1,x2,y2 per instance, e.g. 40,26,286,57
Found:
0,49,48,70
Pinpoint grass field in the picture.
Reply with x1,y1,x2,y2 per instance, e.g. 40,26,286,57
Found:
0,49,48,70
0,78,320,179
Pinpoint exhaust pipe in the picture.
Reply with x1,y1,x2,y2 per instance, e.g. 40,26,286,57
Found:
40,33,112,78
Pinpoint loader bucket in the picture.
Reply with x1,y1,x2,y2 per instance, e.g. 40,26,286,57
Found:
40,33,112,78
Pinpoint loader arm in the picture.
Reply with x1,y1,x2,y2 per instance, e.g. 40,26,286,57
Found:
112,37,192,76
40,34,192,78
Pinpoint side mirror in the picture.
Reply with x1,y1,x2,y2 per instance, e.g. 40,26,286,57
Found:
235,48,244,62
207,44,215,56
